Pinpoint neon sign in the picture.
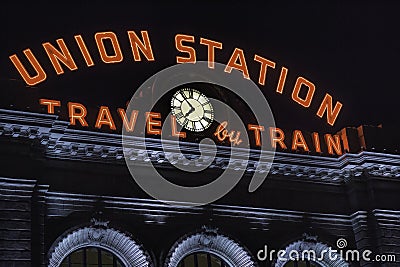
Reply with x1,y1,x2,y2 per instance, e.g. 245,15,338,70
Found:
39,98,344,156
9,30,343,126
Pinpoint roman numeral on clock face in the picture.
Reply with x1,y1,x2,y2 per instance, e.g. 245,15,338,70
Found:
175,112,184,120
199,120,206,128
189,121,195,130
172,99,182,108
204,117,213,123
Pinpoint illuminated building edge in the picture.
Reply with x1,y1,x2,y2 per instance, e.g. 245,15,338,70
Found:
1,178,399,266
1,109,400,266
0,109,398,183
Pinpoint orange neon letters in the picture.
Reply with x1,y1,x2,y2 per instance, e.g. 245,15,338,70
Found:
224,48,250,79
254,55,276,86
127,31,155,61
199,38,223,69
95,32,123,63
269,127,287,149
317,93,343,126
171,115,186,138
39,99,61,114
9,49,47,86
118,108,139,132
276,67,288,94
291,130,310,151
68,102,88,127
292,77,315,108
42,39,78,74
146,112,162,135
175,34,196,63
74,35,94,67
325,134,343,156
95,106,116,130
248,124,265,146
312,132,322,153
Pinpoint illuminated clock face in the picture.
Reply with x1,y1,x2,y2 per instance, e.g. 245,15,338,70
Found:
171,88,214,132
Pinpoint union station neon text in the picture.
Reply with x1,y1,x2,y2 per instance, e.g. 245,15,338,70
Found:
10,30,343,126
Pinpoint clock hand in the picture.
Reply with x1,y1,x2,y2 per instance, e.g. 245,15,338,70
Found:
184,107,195,117
186,100,195,110
181,93,195,108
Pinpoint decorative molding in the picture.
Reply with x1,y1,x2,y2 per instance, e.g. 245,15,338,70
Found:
48,226,152,267
44,190,353,234
165,227,256,267
303,233,319,243
91,217,110,228
274,239,349,267
1,109,400,183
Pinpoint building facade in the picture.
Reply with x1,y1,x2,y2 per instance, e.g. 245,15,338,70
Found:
0,109,399,267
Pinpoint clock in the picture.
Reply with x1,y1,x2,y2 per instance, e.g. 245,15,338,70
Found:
171,88,214,132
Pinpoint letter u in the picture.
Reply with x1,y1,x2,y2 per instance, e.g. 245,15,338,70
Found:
9,49,47,86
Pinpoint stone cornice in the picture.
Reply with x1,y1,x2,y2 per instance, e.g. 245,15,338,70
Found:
1,109,399,183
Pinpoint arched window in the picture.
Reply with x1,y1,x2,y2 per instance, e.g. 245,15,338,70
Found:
178,252,228,267
274,239,348,267
48,226,152,267
165,227,255,267
60,247,124,267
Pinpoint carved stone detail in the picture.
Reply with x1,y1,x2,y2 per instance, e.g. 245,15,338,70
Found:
1,109,400,182
88,228,105,242
48,226,152,267
165,227,256,267
274,239,349,267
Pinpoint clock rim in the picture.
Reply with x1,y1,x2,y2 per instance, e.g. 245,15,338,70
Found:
170,88,214,132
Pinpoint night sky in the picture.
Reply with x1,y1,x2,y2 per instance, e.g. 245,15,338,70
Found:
1,2,399,134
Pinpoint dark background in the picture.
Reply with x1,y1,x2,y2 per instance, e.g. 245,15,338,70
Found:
1,1,399,134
